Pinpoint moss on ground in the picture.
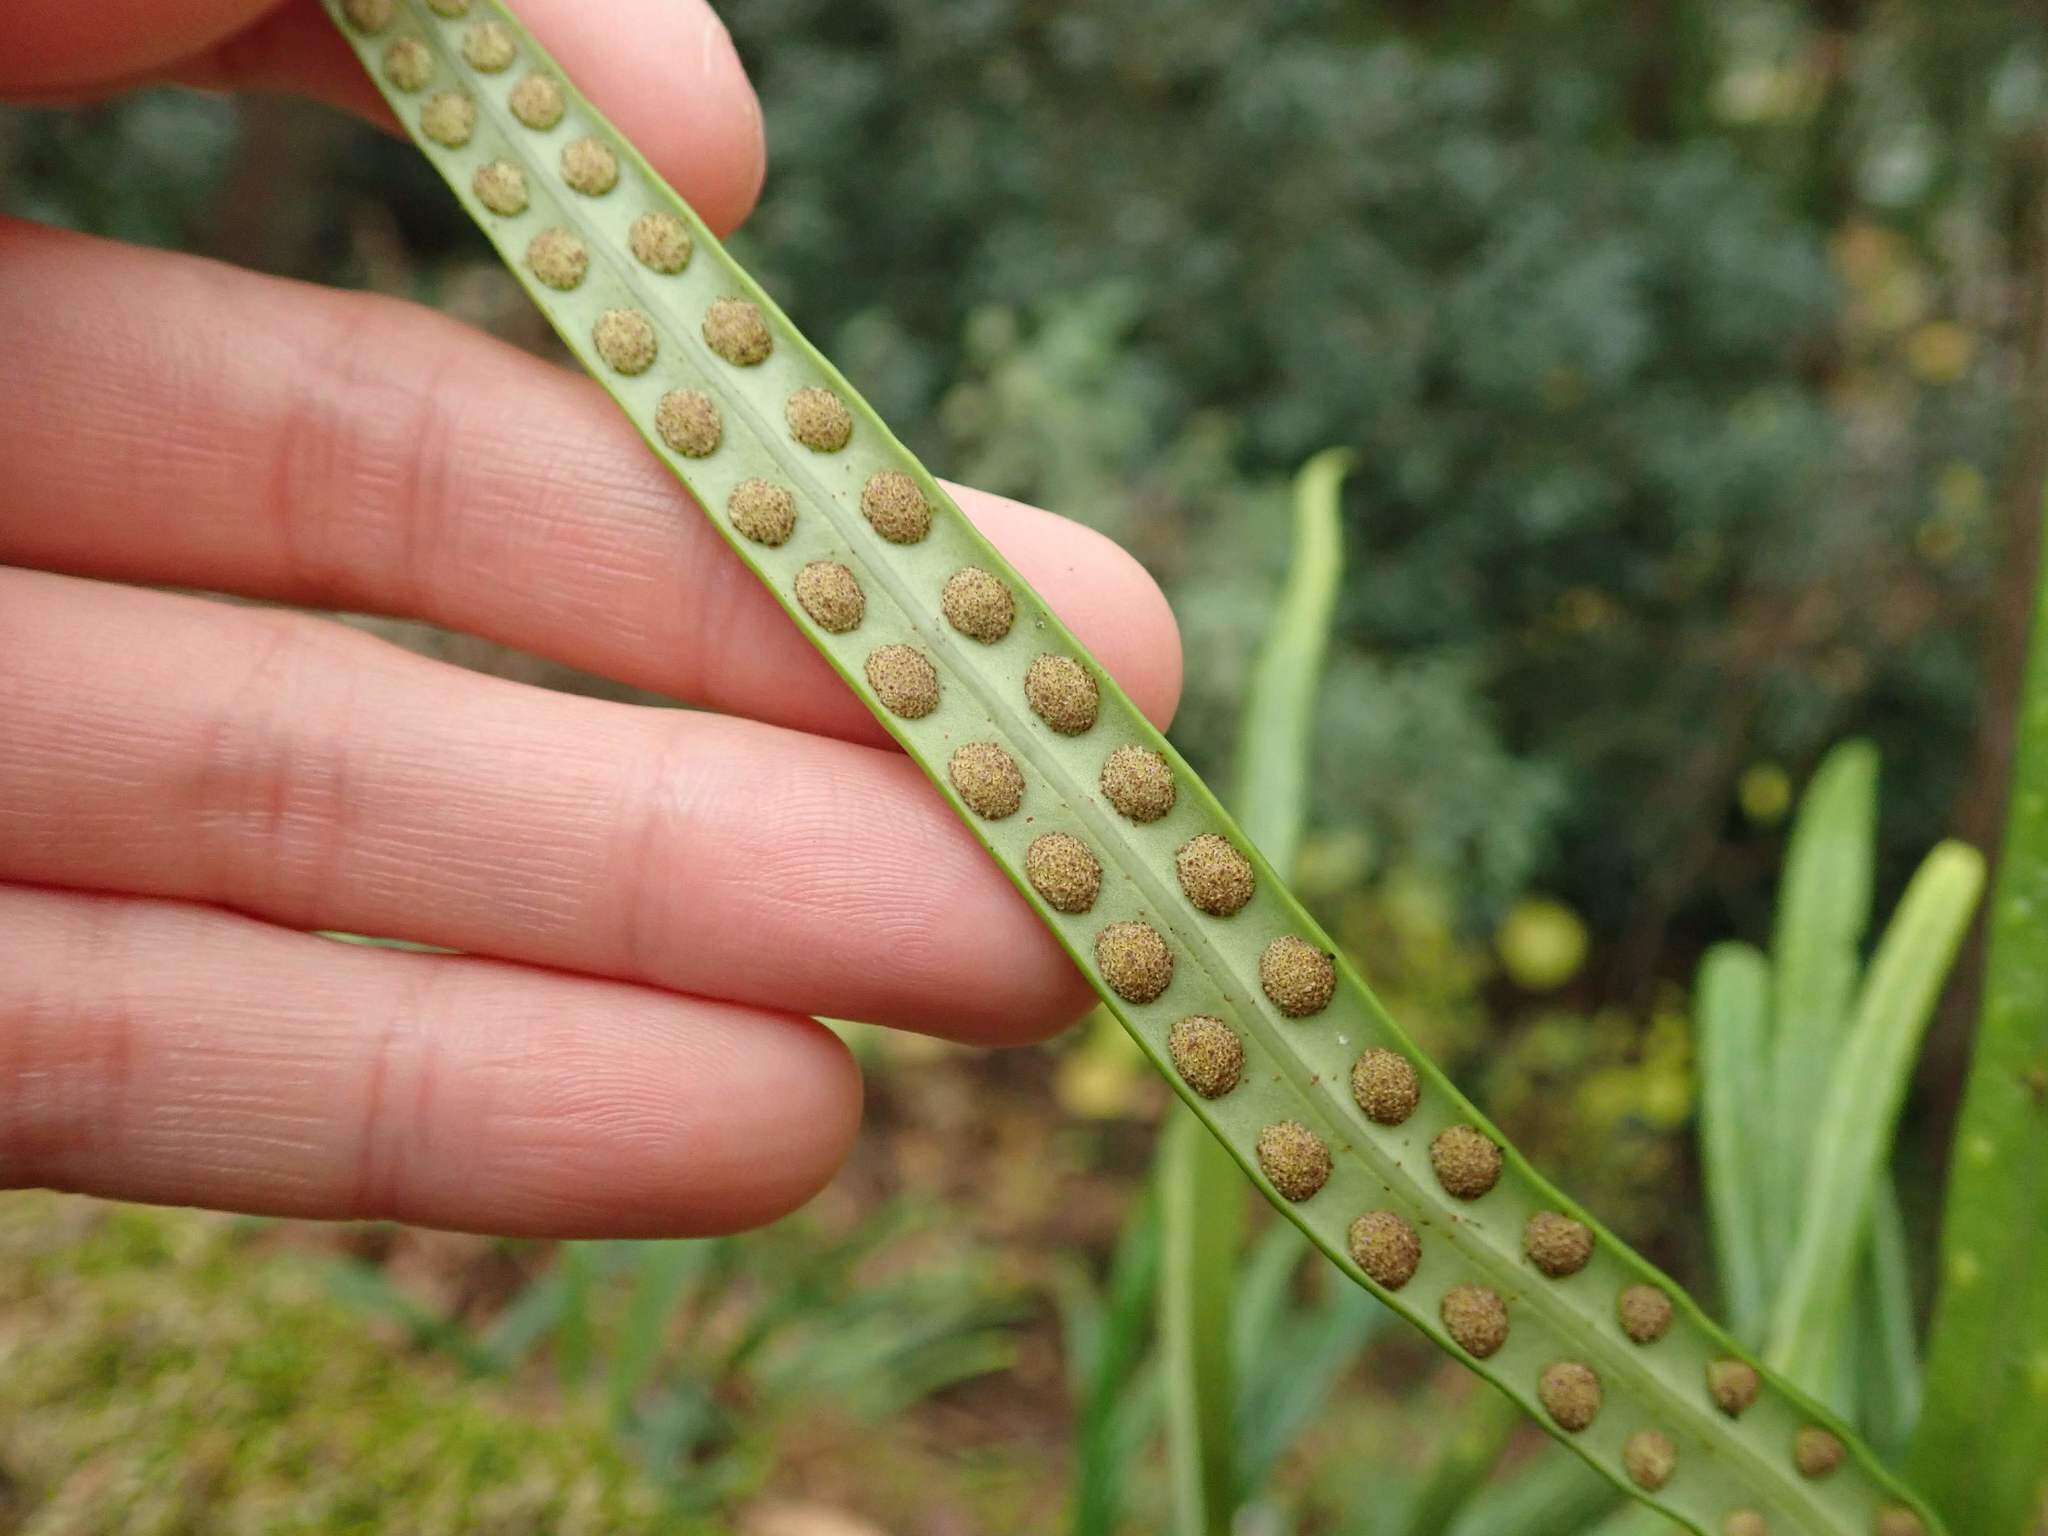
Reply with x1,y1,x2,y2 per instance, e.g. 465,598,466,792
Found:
0,1195,683,1536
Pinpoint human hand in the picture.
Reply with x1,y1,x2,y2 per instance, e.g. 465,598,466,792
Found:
0,0,1181,1237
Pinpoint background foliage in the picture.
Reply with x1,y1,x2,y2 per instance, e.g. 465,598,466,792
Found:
3,0,2045,1530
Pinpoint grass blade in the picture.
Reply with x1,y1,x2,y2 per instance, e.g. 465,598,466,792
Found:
1853,1172,1921,1459
1237,1274,1390,1495
1443,1449,1620,1536
1234,447,1352,877
323,7,1949,1527
1069,1185,1163,1536
555,1240,596,1388
323,1258,503,1376
480,1261,570,1371
608,1241,708,1424
1162,1108,1242,1535
1768,842,1984,1386
1232,1219,1316,1369
1694,941,1772,1341
1766,742,1878,1282
1911,494,2048,1536
1391,1387,1523,1536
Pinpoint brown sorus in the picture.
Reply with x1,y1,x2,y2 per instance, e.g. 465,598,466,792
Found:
1168,1015,1244,1099
1259,935,1335,1018
1255,1120,1332,1202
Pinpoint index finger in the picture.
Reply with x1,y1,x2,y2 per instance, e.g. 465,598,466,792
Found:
0,0,766,235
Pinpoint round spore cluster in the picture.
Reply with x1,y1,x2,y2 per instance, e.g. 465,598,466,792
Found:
949,742,1023,820
1175,834,1253,916
1095,921,1172,1003
473,160,528,216
859,472,932,543
1874,1509,1925,1536
461,19,516,71
787,387,853,452
865,645,939,719
1440,1284,1508,1358
525,227,587,291
343,0,394,31
1259,936,1334,1017
656,389,721,458
1707,1358,1759,1418
726,480,795,546
629,211,693,273
1025,655,1099,735
794,561,864,634
1523,1210,1593,1277
1539,1361,1601,1431
593,308,656,374
383,36,435,92
422,90,477,147
1167,1015,1242,1099
941,567,1013,641
562,135,618,196
1350,1048,1418,1124
1429,1125,1502,1200
1723,1513,1768,1536
703,297,773,366
1793,1427,1844,1480
1025,833,1101,914
1100,745,1175,822
1348,1209,1419,1290
509,72,565,129
1624,1431,1677,1491
1617,1284,1674,1344
1255,1121,1331,1202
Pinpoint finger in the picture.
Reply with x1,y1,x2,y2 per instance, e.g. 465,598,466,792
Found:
0,883,860,1235
0,222,1184,748
4,0,765,236
1,569,1104,1044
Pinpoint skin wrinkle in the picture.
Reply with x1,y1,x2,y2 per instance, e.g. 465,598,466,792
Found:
347,954,417,1222
191,609,359,924
279,301,468,615
620,710,711,985
0,892,133,1186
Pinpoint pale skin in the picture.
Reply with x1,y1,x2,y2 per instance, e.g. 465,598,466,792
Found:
0,0,1184,1237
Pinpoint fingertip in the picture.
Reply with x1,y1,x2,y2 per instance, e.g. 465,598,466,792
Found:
514,0,765,234
0,0,264,97
953,484,1186,733
713,1013,864,1226
578,1007,863,1236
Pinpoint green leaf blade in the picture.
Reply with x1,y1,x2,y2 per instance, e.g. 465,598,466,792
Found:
322,7,1950,1530
1162,1110,1242,1536
1768,841,1985,1386
1912,496,2048,1536
1767,741,1878,1283
1695,940,1772,1341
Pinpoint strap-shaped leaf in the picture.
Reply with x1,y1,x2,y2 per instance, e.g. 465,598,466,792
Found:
1912,488,2048,1533
321,4,1946,1529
